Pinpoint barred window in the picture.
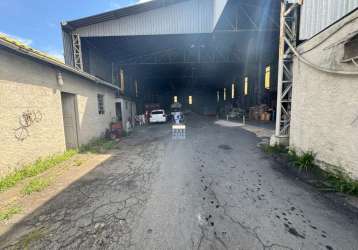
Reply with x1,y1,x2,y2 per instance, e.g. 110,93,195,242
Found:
97,94,105,115
343,34,358,63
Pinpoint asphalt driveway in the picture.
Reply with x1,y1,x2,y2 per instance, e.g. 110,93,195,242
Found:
1,114,357,250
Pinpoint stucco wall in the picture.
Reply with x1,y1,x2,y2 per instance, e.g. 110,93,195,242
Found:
290,11,358,179
116,97,137,131
0,48,116,177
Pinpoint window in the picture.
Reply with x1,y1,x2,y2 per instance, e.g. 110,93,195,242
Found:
97,94,105,115
174,96,178,103
188,95,193,105
119,68,125,91
343,34,358,62
244,77,248,96
217,91,220,103
223,88,227,101
265,66,271,90
134,80,138,97
125,101,128,110
231,82,235,99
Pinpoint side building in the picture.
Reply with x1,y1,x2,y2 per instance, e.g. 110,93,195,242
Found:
0,36,118,177
290,8,358,179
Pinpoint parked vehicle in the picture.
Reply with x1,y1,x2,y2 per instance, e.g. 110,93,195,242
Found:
149,109,167,123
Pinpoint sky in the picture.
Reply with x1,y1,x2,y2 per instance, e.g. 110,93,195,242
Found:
0,0,151,61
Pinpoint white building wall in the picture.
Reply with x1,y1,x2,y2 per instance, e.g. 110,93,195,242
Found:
0,48,116,177
290,11,358,179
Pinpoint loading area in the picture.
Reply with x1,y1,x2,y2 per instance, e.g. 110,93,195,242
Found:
62,0,280,124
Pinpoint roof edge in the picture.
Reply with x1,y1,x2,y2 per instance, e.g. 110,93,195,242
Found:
0,37,118,90
298,8,358,54
63,0,189,30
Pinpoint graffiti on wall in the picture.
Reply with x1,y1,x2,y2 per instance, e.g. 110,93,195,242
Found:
14,110,43,141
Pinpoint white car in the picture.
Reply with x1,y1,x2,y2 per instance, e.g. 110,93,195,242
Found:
149,109,167,123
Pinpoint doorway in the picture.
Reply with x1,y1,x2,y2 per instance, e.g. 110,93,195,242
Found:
115,102,122,121
61,92,79,149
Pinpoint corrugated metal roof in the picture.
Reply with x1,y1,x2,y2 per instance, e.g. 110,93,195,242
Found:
300,0,358,40
0,35,118,90
62,0,189,30
72,0,215,37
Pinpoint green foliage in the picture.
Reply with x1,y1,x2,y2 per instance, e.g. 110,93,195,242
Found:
79,138,117,153
17,228,47,250
326,167,358,195
290,150,316,172
265,145,358,196
262,144,288,155
73,159,83,166
0,150,76,192
0,205,22,221
21,179,50,195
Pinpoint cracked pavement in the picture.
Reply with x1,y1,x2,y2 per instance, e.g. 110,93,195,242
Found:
1,115,358,249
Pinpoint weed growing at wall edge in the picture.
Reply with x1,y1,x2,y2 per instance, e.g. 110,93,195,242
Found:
289,150,316,172
79,138,118,153
0,205,22,221
262,144,358,196
21,179,50,196
0,150,77,192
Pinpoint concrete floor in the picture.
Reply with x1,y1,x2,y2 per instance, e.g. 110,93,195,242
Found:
1,114,358,250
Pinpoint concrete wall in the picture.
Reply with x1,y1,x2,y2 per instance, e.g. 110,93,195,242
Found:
0,48,116,177
115,97,137,131
290,11,358,179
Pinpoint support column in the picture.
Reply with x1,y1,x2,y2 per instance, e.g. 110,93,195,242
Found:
270,0,301,146
72,33,83,71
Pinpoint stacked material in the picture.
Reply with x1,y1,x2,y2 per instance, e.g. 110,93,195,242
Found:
249,105,271,121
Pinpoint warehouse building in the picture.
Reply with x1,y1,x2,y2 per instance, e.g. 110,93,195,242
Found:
1,0,357,180
61,0,281,116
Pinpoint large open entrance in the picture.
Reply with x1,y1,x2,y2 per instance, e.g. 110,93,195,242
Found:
64,0,280,123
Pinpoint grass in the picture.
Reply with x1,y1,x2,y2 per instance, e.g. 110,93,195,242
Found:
0,205,22,221
79,138,117,153
73,159,83,166
17,228,47,250
289,150,316,172
0,137,115,194
21,179,50,196
325,167,358,195
0,150,77,192
262,144,288,155
262,144,358,196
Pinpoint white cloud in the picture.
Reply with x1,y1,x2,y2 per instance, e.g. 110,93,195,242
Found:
109,1,123,9
44,48,64,62
0,32,33,46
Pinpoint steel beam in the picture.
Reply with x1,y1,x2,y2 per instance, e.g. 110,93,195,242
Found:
273,0,300,142
72,33,83,71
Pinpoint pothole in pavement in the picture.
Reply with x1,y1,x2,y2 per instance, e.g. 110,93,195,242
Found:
218,144,232,150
